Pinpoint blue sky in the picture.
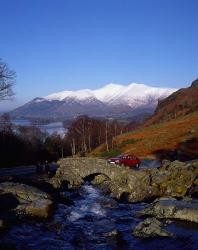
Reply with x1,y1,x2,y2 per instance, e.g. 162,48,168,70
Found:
1,0,198,111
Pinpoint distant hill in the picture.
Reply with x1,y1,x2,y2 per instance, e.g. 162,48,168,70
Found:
145,79,198,125
10,83,176,119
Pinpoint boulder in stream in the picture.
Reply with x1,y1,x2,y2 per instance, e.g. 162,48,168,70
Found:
137,197,198,223
0,182,53,219
133,218,174,238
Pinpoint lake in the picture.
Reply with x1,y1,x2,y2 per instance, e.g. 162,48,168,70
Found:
11,119,67,136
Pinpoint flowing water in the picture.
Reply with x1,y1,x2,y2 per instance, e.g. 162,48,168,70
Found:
1,184,198,250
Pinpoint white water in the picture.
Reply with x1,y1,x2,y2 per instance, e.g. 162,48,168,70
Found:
67,184,106,222
2,184,198,250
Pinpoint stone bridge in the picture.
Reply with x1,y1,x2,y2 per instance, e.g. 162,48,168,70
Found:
56,157,134,179
52,157,149,197
51,157,198,203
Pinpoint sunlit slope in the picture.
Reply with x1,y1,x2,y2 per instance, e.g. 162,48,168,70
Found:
91,112,198,159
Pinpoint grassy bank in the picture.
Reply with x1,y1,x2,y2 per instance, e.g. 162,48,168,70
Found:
91,112,198,159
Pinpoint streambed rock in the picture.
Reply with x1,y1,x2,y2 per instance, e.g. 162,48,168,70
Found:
137,197,198,223
133,218,174,238
106,229,119,238
97,197,118,208
155,160,198,197
99,159,198,202
24,199,53,219
0,182,53,219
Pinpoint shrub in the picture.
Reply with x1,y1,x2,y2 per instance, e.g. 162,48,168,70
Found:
120,138,142,146
100,148,122,158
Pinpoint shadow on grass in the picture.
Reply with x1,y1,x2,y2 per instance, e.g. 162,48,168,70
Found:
153,137,198,161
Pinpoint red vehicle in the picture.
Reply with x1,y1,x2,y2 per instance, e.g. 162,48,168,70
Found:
107,154,141,168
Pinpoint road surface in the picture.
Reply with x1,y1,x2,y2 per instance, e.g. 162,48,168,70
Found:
0,164,58,177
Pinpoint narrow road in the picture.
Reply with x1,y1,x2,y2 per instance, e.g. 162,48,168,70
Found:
0,164,58,177
0,159,160,177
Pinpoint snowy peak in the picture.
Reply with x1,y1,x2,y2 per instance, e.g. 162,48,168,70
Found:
93,83,124,102
45,89,94,101
12,82,178,119
43,82,177,107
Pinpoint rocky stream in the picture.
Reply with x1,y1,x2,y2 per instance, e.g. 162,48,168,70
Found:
0,158,198,250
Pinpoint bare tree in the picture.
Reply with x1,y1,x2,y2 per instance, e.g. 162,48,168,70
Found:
0,59,16,100
71,138,76,156
0,113,12,131
65,116,135,155
105,120,109,151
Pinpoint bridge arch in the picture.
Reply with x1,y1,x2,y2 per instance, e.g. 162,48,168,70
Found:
83,173,110,183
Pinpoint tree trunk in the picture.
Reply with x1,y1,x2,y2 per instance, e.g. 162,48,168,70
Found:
71,138,76,156
105,121,109,151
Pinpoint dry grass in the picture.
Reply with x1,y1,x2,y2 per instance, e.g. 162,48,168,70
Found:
91,112,198,159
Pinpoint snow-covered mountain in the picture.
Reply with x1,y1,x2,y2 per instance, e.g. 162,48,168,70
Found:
44,83,175,106
11,83,177,118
